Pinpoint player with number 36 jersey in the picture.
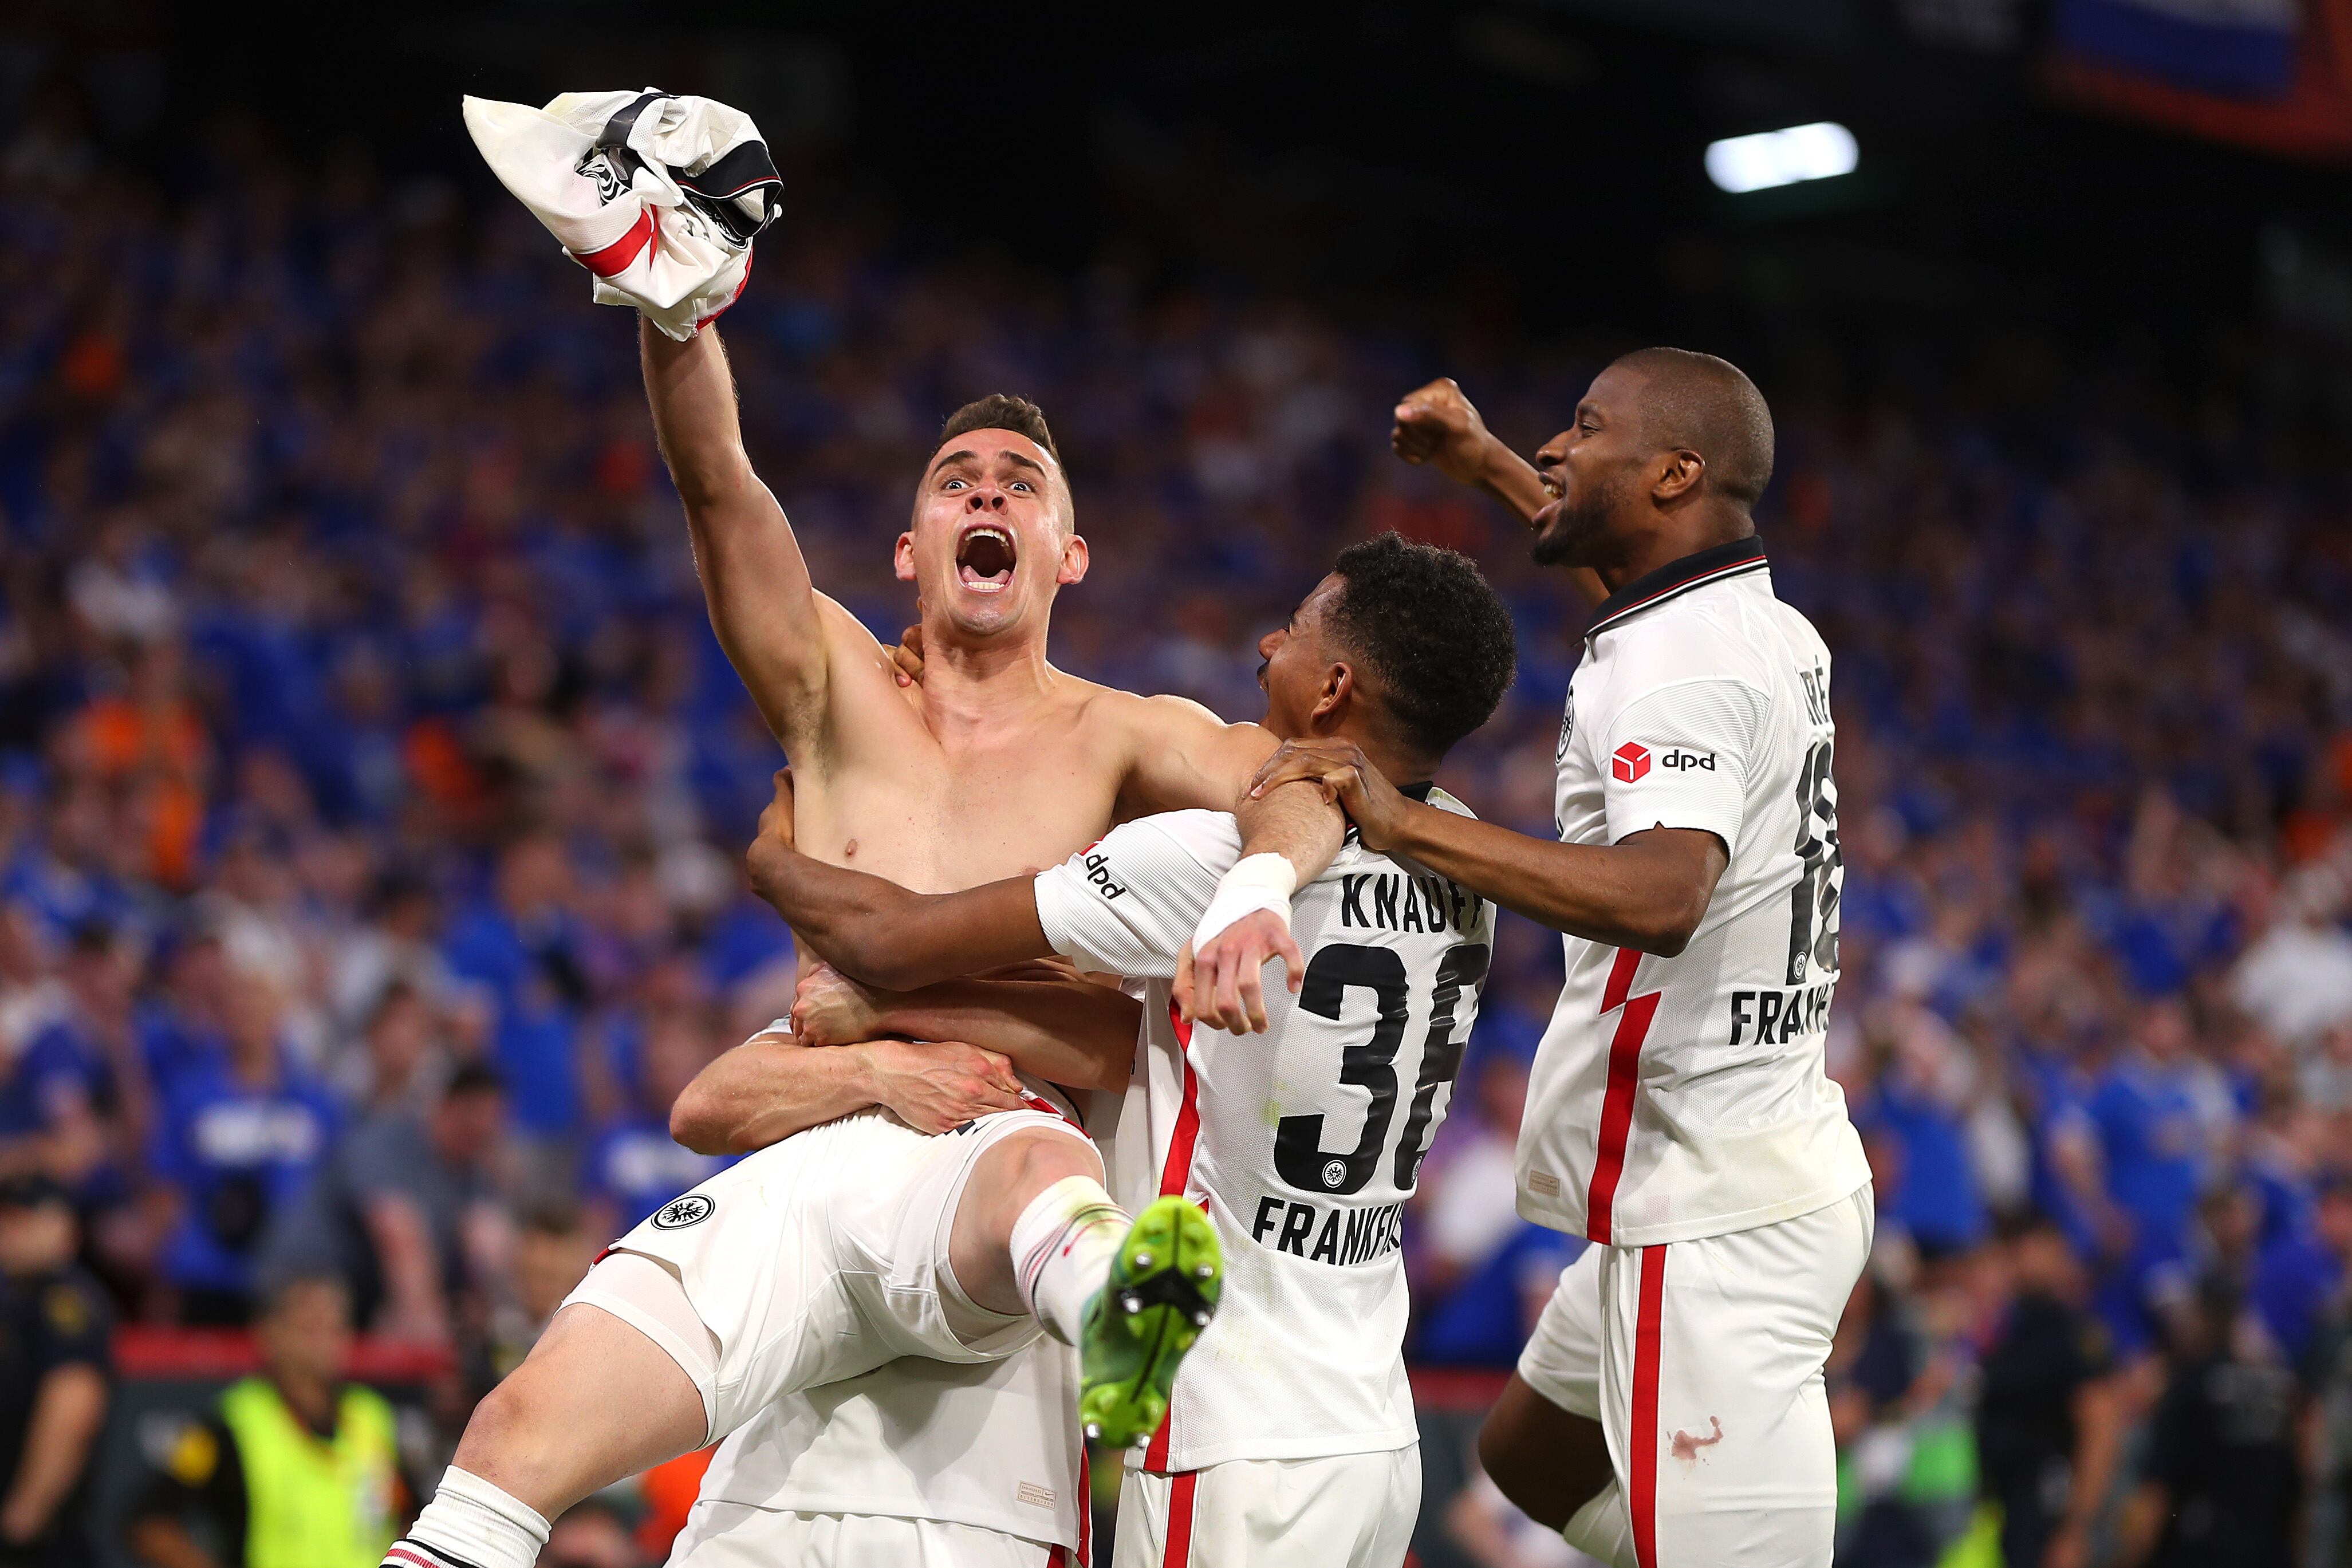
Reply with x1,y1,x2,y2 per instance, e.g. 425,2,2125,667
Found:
1036,794,1495,1504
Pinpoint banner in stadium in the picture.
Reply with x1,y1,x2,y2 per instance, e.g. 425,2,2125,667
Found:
2047,0,2352,158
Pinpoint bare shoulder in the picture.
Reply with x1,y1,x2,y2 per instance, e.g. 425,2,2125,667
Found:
1067,680,1278,815
1071,681,1260,752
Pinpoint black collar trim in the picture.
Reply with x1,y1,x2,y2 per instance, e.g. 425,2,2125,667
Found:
1345,779,1436,846
1585,536,1768,640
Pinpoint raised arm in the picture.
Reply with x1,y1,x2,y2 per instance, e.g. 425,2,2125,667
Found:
641,318,827,742
1392,378,1607,608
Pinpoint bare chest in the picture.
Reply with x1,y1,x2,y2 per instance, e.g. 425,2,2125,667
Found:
795,726,1124,893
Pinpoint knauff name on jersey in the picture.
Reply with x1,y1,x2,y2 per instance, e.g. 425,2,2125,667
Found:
1249,1193,1406,1266
1337,872,1484,937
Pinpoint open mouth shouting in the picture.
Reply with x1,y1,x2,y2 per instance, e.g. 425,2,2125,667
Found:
956,523,1018,594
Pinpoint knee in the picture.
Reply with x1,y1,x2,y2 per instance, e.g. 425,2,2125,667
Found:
452,1376,533,1474
995,1128,1102,1192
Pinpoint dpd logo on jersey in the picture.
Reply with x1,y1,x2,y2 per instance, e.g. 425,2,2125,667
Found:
652,1195,715,1230
1661,749,1717,771
1612,743,1650,782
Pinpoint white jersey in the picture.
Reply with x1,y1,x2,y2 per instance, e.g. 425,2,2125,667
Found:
1035,797,1496,1471
1518,538,1870,1249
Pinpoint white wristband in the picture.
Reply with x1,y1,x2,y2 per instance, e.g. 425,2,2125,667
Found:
1191,853,1299,952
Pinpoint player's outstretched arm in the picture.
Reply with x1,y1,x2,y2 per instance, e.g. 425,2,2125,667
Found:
745,830,1051,992
1392,378,1607,608
670,1026,1029,1149
641,317,828,743
1250,738,1727,955
793,962,1142,1094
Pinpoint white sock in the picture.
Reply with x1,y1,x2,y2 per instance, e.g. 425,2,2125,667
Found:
1561,1481,1637,1568
1009,1175,1129,1345
389,1466,550,1568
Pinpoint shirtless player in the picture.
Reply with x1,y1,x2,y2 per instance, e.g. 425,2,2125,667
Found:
379,320,1337,1568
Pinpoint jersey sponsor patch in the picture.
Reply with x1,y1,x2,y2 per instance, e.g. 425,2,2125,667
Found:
1612,742,1650,782
1078,849,1130,900
652,1193,715,1229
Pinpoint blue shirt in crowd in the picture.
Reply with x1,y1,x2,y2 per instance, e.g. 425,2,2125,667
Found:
152,1060,338,1296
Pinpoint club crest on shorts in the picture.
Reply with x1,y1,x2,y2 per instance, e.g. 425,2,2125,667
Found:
652,1194,715,1230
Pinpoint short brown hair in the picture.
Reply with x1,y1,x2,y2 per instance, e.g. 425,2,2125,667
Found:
939,395,1060,466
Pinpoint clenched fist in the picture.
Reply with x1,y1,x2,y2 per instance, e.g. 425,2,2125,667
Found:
1392,377,1502,488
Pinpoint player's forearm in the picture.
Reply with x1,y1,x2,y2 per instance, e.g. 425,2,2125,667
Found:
641,320,824,735
641,318,757,510
746,839,926,980
1232,777,1346,884
1389,806,1717,955
745,840,1052,990
1472,439,1552,525
870,975,1142,1094
1,1365,104,1541
669,1034,883,1153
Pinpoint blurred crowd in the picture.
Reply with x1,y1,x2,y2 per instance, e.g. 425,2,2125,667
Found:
0,111,2349,1566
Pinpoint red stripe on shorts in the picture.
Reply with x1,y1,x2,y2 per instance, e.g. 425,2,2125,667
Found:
1144,1000,1203,1471
1164,1470,1200,1568
571,208,655,277
1630,1245,1666,1568
1585,949,1658,1244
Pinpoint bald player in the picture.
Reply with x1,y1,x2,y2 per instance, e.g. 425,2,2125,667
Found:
1240,350,1870,1568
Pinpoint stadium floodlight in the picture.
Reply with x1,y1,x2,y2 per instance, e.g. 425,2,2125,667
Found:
1704,123,1859,194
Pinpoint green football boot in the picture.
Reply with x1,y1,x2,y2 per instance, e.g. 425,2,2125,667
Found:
1077,1195,1223,1447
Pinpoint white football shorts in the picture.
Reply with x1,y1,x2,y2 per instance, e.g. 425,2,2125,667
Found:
564,1105,1091,1444
666,1499,1059,1566
1516,1183,1872,1568
1112,1448,1420,1568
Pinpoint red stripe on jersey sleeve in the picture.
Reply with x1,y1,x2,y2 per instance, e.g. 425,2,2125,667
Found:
1630,1246,1666,1568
